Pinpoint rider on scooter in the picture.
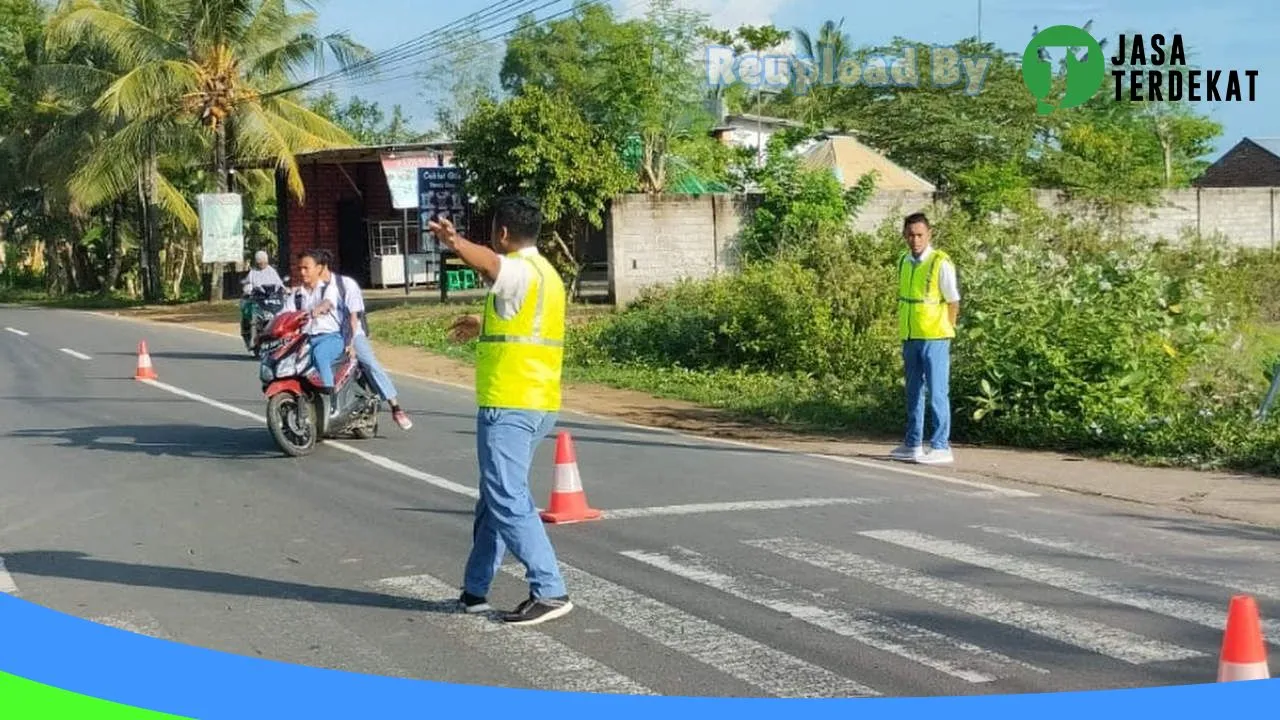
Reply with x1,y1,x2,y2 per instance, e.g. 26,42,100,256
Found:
240,250,284,341
294,249,345,394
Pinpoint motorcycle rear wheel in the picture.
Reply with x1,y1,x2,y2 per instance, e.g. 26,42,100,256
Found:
267,391,317,456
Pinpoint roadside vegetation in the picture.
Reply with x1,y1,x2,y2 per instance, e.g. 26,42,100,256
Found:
3,3,1277,473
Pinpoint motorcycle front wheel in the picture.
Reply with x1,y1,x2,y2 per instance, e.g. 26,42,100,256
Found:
267,391,317,457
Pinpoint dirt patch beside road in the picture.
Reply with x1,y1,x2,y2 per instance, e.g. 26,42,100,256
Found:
99,302,1280,530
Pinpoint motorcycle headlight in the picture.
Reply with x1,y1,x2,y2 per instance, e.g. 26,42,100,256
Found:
259,362,273,383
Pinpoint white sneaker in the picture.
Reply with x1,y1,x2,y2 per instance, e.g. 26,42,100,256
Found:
889,444,924,461
918,447,954,465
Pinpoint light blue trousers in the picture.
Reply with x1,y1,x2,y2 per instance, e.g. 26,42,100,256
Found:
352,333,396,401
902,339,951,450
310,332,344,388
463,408,567,599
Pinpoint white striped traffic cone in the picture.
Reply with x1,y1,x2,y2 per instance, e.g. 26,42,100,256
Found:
1218,594,1270,681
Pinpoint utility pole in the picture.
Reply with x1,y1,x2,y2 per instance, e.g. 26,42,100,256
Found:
978,0,983,43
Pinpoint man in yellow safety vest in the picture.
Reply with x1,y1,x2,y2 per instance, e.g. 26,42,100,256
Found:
889,212,959,465
426,196,572,626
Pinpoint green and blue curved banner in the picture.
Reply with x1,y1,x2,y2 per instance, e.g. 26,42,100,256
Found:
0,591,1274,718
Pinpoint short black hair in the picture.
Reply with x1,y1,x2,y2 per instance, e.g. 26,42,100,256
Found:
298,248,331,267
903,212,930,229
492,196,543,243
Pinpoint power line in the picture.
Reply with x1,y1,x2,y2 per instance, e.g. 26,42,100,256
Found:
299,0,586,96
264,0,558,99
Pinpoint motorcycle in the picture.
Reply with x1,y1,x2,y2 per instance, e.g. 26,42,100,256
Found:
256,308,380,457
240,283,287,356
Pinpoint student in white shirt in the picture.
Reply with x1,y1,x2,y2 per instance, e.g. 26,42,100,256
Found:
294,249,345,393
324,265,414,431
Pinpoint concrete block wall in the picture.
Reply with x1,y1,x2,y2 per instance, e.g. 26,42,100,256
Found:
607,194,735,306
604,186,1280,306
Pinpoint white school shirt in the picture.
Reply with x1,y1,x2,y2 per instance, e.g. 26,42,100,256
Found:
487,247,541,320
297,279,343,336
335,274,367,337
907,245,961,303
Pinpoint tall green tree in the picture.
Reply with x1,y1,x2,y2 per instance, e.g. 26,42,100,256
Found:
43,0,369,300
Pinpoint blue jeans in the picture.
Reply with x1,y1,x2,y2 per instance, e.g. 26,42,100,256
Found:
309,332,344,388
902,339,951,450
352,334,396,401
463,408,567,599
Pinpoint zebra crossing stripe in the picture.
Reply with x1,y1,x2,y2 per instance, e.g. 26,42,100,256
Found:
500,562,880,698
621,546,1049,684
972,525,1280,601
375,572,653,695
859,529,1280,644
745,537,1205,665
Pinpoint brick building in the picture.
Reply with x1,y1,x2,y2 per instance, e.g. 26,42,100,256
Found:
1194,137,1280,187
275,141,462,289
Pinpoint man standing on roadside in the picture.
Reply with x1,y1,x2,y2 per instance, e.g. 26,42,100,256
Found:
890,212,960,465
426,196,573,626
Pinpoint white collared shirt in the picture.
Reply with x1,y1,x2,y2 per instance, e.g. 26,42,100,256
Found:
296,279,342,335
907,245,961,303
488,246,541,320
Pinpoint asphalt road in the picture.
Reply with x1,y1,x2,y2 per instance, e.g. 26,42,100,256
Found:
1,304,1278,699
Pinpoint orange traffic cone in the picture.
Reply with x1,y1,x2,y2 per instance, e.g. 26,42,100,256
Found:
539,431,602,524
134,341,158,381
1218,594,1270,681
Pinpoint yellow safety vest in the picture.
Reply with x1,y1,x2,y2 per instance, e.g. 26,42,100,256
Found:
897,249,955,341
474,250,566,411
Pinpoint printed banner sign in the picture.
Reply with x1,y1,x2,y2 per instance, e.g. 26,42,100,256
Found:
197,193,244,264
381,154,438,210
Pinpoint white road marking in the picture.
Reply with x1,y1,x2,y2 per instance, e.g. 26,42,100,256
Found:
973,525,1280,601
89,610,171,640
499,562,879,698
746,537,1204,665
604,497,884,519
95,310,1043,504
374,571,653,695
137,379,480,500
0,557,18,594
811,453,1040,498
860,529,1280,643
59,348,92,360
621,546,1048,684
4,327,28,336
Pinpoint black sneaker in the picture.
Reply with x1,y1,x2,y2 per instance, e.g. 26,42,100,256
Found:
458,591,490,614
501,595,573,625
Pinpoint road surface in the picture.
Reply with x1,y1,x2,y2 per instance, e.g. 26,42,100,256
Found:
1,304,1277,699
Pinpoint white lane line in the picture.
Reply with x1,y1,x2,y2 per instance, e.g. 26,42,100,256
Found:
973,525,1280,601
374,571,653,695
746,537,1204,665
94,311,1043,504
811,454,1040,498
59,348,92,360
861,529,1280,643
89,611,171,640
499,562,879,698
4,327,28,336
604,497,884,519
621,546,1048,684
137,379,480,500
138,378,900,516
0,557,18,594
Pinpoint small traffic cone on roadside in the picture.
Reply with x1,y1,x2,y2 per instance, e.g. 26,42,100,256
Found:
134,341,158,381
539,431,602,524
1218,594,1270,681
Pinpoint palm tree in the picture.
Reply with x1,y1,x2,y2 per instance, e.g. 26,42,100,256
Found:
43,0,369,300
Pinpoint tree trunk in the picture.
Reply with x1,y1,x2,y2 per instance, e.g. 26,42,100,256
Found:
206,123,231,302
139,136,163,303
104,200,123,295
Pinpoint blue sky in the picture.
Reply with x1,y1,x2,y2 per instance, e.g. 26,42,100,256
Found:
312,0,1274,160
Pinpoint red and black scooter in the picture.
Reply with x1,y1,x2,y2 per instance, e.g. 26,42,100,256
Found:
256,308,380,456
